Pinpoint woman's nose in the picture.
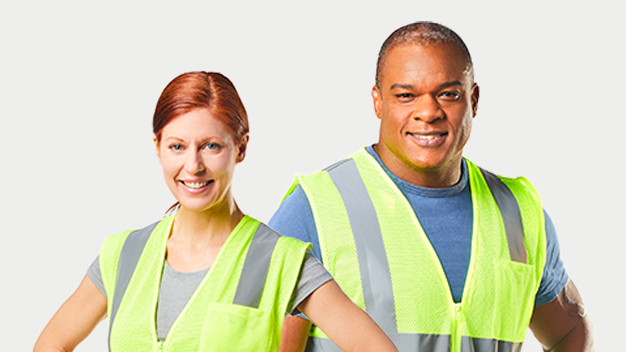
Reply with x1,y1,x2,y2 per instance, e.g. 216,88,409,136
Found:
185,150,206,174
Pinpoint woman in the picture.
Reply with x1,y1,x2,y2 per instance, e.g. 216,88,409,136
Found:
34,72,397,352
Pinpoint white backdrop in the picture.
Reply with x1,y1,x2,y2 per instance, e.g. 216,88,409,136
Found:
2,1,622,350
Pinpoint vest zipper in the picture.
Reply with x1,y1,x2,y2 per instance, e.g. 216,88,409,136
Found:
157,339,165,352
452,303,462,352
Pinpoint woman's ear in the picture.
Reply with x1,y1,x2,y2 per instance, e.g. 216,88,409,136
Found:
236,134,249,163
154,135,162,164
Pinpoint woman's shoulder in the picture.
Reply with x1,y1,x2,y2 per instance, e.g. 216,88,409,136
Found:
100,217,170,263
102,216,173,250
100,230,134,256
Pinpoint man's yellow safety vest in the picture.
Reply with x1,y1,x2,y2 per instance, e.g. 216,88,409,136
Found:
285,149,547,352
99,215,309,351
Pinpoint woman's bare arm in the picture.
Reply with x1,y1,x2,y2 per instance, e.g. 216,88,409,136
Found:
34,274,107,352
297,280,397,352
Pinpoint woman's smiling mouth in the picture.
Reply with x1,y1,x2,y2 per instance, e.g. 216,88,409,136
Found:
180,180,213,189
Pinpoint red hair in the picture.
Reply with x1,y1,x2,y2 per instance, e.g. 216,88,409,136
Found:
153,71,249,144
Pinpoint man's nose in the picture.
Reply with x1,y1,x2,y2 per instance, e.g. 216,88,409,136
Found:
412,95,443,123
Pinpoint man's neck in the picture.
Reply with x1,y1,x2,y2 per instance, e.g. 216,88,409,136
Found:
372,144,463,188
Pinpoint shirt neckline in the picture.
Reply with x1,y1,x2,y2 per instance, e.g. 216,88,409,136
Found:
365,145,468,198
164,260,210,276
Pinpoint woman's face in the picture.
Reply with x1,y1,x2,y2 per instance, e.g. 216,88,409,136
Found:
155,108,246,213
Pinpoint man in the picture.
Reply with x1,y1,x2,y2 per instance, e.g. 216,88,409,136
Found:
271,22,594,352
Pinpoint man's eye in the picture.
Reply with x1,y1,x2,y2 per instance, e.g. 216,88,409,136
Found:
396,93,414,99
440,91,460,100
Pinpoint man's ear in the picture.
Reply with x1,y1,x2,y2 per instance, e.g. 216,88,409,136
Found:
372,86,383,119
471,83,480,117
236,134,249,163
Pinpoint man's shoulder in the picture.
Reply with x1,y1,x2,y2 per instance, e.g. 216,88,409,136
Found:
269,182,322,257
301,150,367,176
466,159,538,197
292,154,359,188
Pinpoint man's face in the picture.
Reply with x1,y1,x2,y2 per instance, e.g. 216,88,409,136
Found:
372,42,479,187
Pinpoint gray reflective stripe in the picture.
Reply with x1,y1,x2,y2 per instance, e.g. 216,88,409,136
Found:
326,159,397,334
108,221,159,351
232,222,280,308
309,335,522,352
308,334,450,352
462,336,523,352
480,169,527,264
391,333,450,351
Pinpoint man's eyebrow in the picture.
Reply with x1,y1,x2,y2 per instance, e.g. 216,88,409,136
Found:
389,81,463,91
389,83,414,90
438,80,463,89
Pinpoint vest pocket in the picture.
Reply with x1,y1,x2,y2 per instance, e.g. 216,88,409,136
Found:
494,260,536,339
199,302,273,351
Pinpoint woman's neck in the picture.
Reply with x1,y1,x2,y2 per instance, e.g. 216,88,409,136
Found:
172,199,244,241
166,197,245,272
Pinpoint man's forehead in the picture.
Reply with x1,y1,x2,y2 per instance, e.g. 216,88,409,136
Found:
380,43,473,85
386,42,466,63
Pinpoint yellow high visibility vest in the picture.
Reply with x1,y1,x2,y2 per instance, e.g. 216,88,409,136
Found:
285,150,546,352
99,215,309,351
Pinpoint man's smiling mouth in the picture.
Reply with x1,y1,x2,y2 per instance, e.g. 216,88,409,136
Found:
409,132,448,139
407,132,448,146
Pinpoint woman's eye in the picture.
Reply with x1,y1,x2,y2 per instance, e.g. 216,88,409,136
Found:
169,144,184,151
204,143,220,150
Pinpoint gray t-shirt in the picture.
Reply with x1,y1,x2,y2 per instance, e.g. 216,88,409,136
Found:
88,250,331,340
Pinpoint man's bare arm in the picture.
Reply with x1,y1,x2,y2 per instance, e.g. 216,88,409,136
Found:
529,279,594,351
280,315,312,352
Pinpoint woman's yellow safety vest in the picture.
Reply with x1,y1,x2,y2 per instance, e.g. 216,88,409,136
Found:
285,150,547,352
99,215,310,352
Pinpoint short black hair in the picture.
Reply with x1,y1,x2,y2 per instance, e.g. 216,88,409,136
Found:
376,22,474,88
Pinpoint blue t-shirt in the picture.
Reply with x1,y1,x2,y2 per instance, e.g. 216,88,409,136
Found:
269,146,568,306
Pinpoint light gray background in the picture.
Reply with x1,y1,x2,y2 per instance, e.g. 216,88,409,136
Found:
2,1,622,351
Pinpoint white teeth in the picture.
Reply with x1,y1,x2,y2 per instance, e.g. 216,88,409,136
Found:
184,181,210,189
416,135,438,140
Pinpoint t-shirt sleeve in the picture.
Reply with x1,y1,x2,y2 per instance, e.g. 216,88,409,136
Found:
287,250,333,315
534,209,569,306
87,255,108,299
268,185,323,262
270,186,330,318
